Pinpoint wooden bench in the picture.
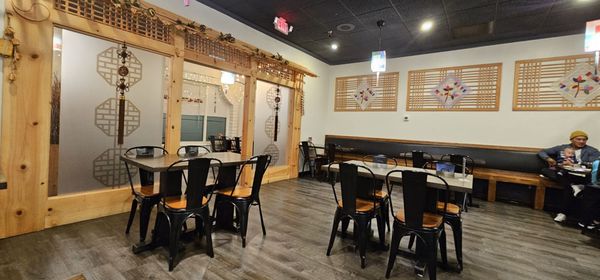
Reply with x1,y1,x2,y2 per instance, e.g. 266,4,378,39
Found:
474,169,562,210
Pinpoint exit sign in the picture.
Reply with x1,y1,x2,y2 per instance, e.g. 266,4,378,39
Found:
274,17,290,35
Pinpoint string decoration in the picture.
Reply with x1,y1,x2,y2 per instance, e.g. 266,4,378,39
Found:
273,85,281,142
116,42,131,145
2,14,21,82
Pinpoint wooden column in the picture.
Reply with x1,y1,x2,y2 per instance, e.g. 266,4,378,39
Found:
287,74,303,178
0,2,53,237
164,30,184,154
240,65,257,187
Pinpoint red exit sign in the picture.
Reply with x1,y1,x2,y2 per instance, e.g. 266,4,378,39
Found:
273,17,291,35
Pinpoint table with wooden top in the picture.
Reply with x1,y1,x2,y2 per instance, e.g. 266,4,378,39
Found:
121,152,252,253
325,160,473,194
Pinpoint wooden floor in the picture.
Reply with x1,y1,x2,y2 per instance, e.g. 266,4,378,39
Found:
1,178,600,280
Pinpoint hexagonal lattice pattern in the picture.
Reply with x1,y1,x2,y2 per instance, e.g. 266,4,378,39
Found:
263,143,280,165
97,47,143,89
93,147,135,186
95,98,141,137
266,85,279,109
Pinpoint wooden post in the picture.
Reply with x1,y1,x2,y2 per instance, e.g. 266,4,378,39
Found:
0,2,53,237
164,30,184,154
287,74,303,178
487,179,497,202
240,63,257,187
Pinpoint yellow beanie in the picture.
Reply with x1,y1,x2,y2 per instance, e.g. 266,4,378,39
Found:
570,130,588,140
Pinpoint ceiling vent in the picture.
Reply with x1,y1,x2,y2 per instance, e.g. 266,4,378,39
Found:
452,21,494,39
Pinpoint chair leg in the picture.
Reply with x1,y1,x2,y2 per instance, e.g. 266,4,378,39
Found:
356,216,369,268
201,208,214,258
257,200,266,236
384,199,391,232
449,217,463,271
408,233,416,250
427,234,438,280
385,224,402,278
376,209,386,249
462,193,469,212
168,214,185,271
326,208,342,256
236,201,250,248
125,199,138,234
341,216,350,238
139,199,155,243
439,228,448,267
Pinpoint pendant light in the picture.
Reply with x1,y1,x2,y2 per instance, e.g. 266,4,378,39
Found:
371,20,386,84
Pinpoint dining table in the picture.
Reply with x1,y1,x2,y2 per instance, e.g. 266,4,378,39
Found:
121,152,252,253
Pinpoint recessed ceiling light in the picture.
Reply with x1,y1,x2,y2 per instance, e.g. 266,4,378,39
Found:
331,43,338,50
421,20,434,32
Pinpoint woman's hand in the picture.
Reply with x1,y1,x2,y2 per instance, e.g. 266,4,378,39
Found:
547,158,557,167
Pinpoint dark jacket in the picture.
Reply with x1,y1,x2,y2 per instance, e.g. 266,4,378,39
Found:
538,144,600,164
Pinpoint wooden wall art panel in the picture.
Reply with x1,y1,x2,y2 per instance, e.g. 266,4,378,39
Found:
184,32,251,69
334,72,399,112
406,63,501,111
513,54,600,111
55,0,172,44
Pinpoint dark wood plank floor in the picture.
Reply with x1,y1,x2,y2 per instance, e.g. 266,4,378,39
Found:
1,178,599,280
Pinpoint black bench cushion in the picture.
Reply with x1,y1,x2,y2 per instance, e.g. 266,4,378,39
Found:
325,136,546,174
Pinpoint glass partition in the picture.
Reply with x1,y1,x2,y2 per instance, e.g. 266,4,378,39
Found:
175,62,245,146
49,28,167,195
254,80,290,166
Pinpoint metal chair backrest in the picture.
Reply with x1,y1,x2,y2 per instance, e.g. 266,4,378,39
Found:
386,170,449,229
208,135,226,152
221,136,232,151
406,150,433,168
233,137,241,153
124,146,168,188
441,154,474,174
336,163,377,214
177,145,211,157
166,158,222,210
230,155,272,201
327,143,337,163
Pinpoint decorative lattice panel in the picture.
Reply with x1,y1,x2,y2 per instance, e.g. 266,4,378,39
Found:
256,57,298,84
513,54,600,111
185,32,251,69
334,72,399,112
407,63,501,111
55,0,172,44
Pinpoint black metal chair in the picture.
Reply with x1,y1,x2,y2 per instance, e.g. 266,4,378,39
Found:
177,145,215,184
362,155,398,232
401,150,434,168
326,162,386,269
221,135,232,151
301,141,328,178
124,146,168,243
153,157,221,271
232,137,242,153
208,135,227,152
440,154,475,211
385,170,449,280
212,155,271,247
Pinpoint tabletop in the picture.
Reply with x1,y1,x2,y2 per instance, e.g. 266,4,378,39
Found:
325,160,473,193
120,152,249,172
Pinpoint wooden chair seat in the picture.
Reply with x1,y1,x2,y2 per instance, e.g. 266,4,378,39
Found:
137,186,159,197
337,198,379,212
215,186,252,198
395,211,443,229
375,189,388,199
164,195,208,210
436,201,460,215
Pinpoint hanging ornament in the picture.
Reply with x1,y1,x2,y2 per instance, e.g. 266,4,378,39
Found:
116,41,131,145
273,85,281,142
213,90,217,113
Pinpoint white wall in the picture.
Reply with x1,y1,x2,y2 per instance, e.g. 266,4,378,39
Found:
327,34,600,149
145,0,330,144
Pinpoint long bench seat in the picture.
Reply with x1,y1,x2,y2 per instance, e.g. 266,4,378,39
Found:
324,135,560,210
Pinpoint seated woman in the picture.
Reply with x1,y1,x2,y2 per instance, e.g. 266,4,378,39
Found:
537,130,600,222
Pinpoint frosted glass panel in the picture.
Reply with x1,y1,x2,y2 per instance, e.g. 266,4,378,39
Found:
54,29,165,195
254,81,290,166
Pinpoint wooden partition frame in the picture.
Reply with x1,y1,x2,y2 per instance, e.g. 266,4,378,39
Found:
0,0,314,238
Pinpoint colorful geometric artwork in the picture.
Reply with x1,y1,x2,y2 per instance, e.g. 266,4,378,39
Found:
552,64,600,107
353,80,377,110
431,76,471,108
